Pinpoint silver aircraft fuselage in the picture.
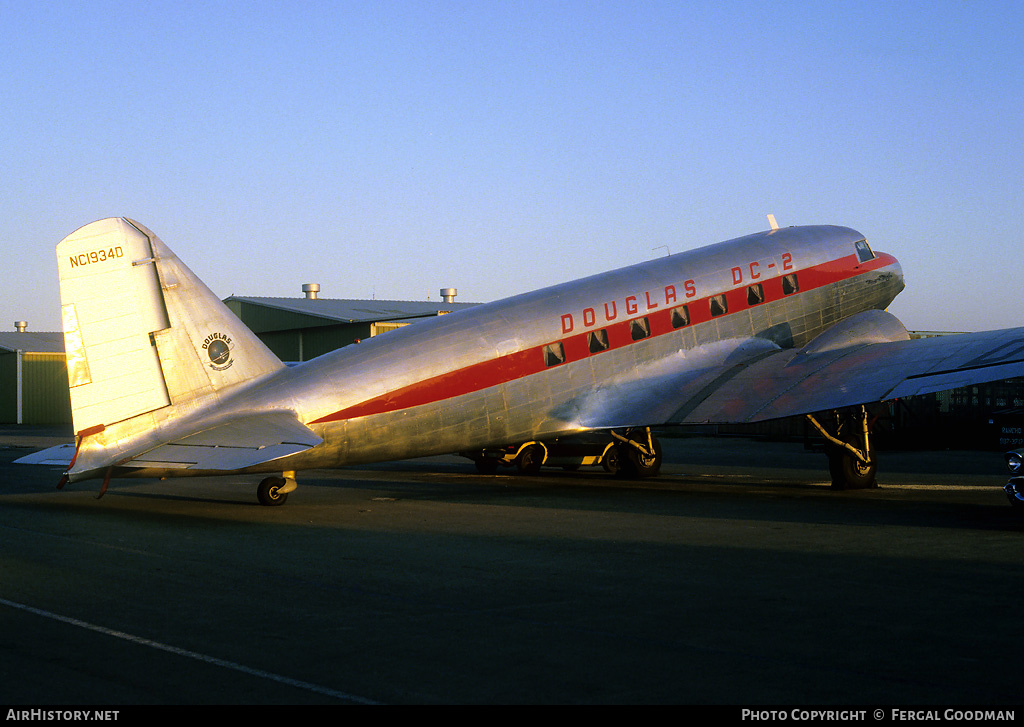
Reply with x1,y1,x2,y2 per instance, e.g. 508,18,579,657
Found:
121,224,900,478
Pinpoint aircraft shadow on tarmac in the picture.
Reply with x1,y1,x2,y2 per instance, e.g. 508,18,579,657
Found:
3,441,1021,533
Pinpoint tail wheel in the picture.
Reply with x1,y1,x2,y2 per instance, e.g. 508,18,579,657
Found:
257,476,289,506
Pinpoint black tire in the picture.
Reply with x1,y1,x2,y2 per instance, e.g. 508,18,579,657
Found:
602,445,623,474
823,412,878,490
1005,478,1024,509
625,436,663,478
515,444,544,475
828,447,877,489
257,476,289,506
616,432,663,479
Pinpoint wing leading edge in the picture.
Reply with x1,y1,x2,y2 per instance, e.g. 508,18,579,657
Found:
575,311,1024,429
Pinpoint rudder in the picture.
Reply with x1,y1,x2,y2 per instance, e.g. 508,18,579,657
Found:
56,218,283,436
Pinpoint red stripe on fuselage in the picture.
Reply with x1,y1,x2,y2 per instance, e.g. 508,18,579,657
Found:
312,252,896,424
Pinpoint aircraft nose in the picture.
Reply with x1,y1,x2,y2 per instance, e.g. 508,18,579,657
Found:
892,256,905,292
884,253,906,298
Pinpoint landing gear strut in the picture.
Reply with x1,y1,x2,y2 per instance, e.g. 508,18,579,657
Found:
807,407,877,489
611,427,663,478
463,428,663,478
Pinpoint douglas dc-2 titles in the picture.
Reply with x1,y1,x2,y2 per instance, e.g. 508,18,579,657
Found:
558,251,795,334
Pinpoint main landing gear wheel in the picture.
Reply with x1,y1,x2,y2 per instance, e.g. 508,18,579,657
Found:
614,428,663,479
828,445,877,490
809,408,878,490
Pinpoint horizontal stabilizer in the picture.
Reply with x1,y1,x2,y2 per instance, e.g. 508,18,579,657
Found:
14,443,77,467
124,411,323,471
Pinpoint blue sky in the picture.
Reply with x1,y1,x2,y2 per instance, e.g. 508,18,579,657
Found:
2,0,1021,333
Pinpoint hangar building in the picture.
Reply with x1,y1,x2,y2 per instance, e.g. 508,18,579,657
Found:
0,326,72,425
223,286,478,362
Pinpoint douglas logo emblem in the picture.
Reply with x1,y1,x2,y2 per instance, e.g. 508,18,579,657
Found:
202,332,234,371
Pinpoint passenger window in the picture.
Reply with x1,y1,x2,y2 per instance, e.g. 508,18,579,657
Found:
710,294,728,317
588,329,609,353
747,284,765,305
670,305,690,328
855,240,876,263
630,317,651,341
782,273,799,295
543,342,566,367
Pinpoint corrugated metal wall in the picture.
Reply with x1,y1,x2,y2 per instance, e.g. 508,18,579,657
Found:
254,324,371,362
0,352,15,421
0,351,72,424
21,353,72,424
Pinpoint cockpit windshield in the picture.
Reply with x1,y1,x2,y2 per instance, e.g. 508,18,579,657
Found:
854,239,876,263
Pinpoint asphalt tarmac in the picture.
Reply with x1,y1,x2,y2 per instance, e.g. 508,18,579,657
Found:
1,428,1021,705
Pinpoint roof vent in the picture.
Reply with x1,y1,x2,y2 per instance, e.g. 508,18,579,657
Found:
302,283,320,300
14,321,27,332
440,288,457,303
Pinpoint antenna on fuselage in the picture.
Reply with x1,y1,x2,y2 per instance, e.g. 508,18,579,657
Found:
767,213,780,231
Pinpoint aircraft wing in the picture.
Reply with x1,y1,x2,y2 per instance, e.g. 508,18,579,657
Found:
574,313,1024,428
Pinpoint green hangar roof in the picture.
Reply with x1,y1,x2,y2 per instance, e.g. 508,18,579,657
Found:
0,331,65,354
224,296,479,333
223,295,481,362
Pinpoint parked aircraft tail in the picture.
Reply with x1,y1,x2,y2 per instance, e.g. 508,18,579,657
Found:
19,218,322,487
56,217,285,436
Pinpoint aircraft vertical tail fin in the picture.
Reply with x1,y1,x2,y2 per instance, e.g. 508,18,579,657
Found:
56,218,284,436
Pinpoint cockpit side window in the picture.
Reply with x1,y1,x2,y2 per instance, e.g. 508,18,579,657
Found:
854,240,876,263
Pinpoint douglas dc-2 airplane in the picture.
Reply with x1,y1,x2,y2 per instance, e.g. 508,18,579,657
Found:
17,216,1024,506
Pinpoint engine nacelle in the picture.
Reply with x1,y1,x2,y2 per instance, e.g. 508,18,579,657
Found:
801,309,910,356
